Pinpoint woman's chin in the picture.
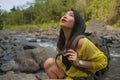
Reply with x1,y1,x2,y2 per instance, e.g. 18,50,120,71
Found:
61,26,72,30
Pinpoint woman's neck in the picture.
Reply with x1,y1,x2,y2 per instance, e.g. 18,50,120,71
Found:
63,28,72,48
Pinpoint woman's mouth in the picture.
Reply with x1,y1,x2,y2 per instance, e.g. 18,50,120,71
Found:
61,18,67,23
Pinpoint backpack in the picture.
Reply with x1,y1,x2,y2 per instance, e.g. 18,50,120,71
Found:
55,32,110,80
79,32,110,80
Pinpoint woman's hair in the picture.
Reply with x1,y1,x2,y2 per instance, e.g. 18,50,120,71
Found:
57,9,86,50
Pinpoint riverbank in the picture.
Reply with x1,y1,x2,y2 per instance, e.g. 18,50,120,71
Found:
0,20,120,80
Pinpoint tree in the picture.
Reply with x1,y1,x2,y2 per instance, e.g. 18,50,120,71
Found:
10,6,16,12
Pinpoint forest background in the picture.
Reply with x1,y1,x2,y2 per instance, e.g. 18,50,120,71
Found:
0,0,120,30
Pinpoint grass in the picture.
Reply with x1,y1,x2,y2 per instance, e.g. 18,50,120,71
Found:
38,21,59,29
2,21,60,31
2,24,38,31
115,20,120,27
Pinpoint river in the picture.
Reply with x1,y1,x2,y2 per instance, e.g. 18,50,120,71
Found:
105,48,120,80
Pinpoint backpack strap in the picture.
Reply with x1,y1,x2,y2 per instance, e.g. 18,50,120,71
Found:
55,35,85,70
70,35,98,79
55,51,72,70
100,36,110,60
69,35,85,49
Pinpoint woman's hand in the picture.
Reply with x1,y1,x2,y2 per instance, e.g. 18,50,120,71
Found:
64,49,79,67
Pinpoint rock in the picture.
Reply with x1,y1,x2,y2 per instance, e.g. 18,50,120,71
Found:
86,20,106,34
23,42,40,50
31,47,57,68
27,27,40,33
15,50,40,72
0,47,3,57
35,72,48,80
1,60,19,72
0,71,38,80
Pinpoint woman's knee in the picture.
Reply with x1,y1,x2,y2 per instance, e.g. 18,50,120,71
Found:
44,58,55,69
44,58,65,78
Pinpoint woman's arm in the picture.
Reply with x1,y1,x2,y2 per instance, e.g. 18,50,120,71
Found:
75,38,93,69
64,38,93,69
72,59,93,69
74,38,107,70
64,38,107,70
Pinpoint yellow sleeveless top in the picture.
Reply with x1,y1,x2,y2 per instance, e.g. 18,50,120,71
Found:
60,38,107,80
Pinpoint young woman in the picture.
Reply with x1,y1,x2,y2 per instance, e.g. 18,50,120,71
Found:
44,9,107,80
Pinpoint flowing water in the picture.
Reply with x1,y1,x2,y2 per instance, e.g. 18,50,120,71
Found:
104,49,120,80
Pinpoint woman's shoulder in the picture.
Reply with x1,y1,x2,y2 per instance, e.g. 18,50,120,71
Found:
78,37,85,45
76,37,87,51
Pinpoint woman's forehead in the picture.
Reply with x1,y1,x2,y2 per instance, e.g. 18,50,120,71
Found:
66,10,73,14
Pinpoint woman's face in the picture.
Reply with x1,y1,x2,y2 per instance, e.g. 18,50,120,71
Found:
60,11,75,29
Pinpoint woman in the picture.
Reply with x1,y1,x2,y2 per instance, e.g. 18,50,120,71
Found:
44,9,107,80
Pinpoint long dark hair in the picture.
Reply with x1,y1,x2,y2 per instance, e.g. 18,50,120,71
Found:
57,9,86,51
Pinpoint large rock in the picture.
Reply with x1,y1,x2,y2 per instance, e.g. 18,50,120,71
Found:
86,20,106,34
0,71,38,80
31,46,57,68
1,60,19,72
15,50,40,72
15,46,57,72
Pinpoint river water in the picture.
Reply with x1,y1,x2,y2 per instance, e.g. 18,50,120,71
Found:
104,48,120,80
38,40,120,80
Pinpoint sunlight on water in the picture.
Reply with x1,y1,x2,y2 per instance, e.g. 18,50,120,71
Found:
38,39,56,50
26,37,33,41
110,50,120,57
38,42,56,49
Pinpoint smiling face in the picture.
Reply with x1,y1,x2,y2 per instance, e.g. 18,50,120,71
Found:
60,11,75,30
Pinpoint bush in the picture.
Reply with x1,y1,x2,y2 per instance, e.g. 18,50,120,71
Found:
115,21,120,27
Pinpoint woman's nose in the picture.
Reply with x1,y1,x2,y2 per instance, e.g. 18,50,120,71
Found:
63,15,67,18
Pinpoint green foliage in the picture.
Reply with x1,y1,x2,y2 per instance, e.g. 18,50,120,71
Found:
3,11,22,25
2,24,39,30
0,0,119,30
2,21,59,30
10,6,16,12
86,0,117,23
87,0,116,21
107,0,120,25
0,12,3,29
85,21,90,27
38,22,48,29
34,0,47,6
115,20,120,27
38,21,59,30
